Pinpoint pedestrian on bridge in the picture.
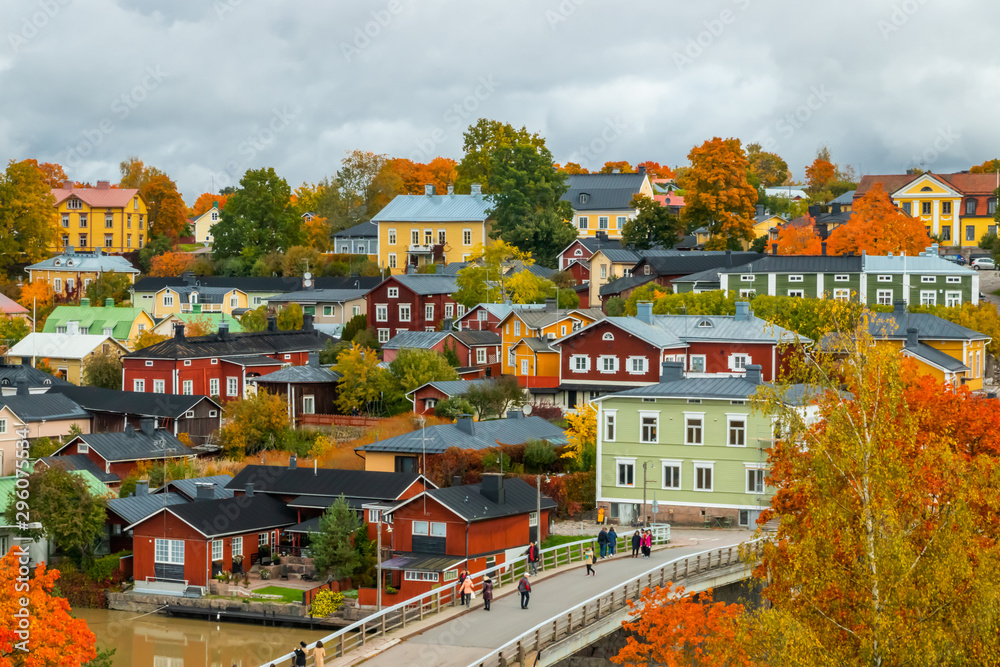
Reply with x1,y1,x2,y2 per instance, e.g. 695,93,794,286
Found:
524,541,540,576
518,574,531,609
482,575,494,611
642,530,652,558
631,530,641,558
584,544,597,575
607,526,618,556
460,571,475,606
597,527,609,558
312,640,326,667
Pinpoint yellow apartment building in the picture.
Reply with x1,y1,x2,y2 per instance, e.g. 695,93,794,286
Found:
374,184,492,274
26,249,140,301
50,180,148,253
561,171,654,240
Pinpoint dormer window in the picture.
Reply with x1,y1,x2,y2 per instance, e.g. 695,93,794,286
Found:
579,193,589,205
66,198,82,210
966,199,977,216
190,292,198,304
697,319,713,328
53,259,62,267
66,259,75,267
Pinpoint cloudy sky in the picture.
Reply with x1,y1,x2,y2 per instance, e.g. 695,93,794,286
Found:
2,0,999,201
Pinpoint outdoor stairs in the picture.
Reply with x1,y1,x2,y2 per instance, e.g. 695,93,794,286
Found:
281,555,316,581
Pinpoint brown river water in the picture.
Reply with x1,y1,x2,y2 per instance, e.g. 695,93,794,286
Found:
74,608,331,667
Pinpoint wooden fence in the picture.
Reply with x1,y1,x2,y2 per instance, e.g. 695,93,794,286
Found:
297,414,385,428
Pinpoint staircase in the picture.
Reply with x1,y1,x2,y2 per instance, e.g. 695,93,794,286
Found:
282,555,317,581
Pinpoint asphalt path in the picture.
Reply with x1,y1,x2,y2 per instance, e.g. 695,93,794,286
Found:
361,532,749,667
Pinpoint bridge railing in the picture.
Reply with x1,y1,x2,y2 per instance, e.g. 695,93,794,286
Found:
466,539,762,667
257,529,671,667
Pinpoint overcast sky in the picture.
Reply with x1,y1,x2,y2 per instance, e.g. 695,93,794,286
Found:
2,0,999,202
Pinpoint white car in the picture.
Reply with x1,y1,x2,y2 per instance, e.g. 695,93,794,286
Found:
972,258,996,271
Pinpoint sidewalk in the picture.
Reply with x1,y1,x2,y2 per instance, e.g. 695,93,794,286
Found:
331,528,751,666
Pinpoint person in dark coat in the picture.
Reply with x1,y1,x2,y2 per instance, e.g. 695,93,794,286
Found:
293,642,307,666
597,527,609,558
631,530,641,558
482,575,494,611
607,526,618,556
524,541,540,576
518,574,531,608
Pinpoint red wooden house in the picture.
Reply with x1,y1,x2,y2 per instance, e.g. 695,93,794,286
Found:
556,234,622,271
122,317,329,402
367,273,460,344
381,329,501,375
565,260,591,286
407,379,493,415
371,474,556,601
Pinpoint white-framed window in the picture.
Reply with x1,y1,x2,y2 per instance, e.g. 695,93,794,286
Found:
376,304,388,322
788,275,804,282
411,229,419,245
728,415,747,447
833,288,850,301
0,419,6,434
155,539,184,565
628,356,647,374
323,305,334,317
399,304,411,321
53,278,62,293
689,355,706,373
578,216,589,230
877,275,892,283
740,275,754,282
694,462,714,491
133,379,145,392
616,215,627,229
920,290,936,306
945,291,962,307
787,289,804,298
457,304,465,317
209,410,218,418
227,377,238,396
598,216,609,229
571,355,589,372
182,380,193,395
232,536,242,557
378,328,390,343
302,395,315,414
368,509,381,523
78,443,89,454
425,304,434,321
920,275,936,283
445,304,454,319
463,229,472,245
388,229,396,245
599,355,618,373
602,332,614,341
604,410,616,441
388,287,398,299
600,264,607,279
876,289,893,306
616,458,635,487
212,539,223,561
514,320,521,336
388,253,397,269
834,274,849,282
640,412,659,443
210,358,218,365
163,293,174,307
258,532,269,546
154,379,165,393
183,359,192,367
946,276,961,284
520,359,529,375
508,349,515,368
184,410,195,419
476,348,487,364
208,378,219,395
684,412,704,445
404,570,439,582
728,354,749,372
662,460,681,490
746,467,766,494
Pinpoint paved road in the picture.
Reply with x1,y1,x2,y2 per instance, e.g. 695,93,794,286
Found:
361,533,749,667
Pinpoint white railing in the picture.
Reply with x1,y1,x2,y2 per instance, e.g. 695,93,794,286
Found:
257,531,671,667
467,539,762,667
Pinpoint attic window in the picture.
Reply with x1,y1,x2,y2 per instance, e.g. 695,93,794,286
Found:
574,249,582,256
184,410,195,418
78,443,89,454
53,259,61,267
66,259,75,267
145,360,153,367
602,332,614,341
579,193,589,205
697,320,713,328
741,275,754,282
0,379,7,385
920,186,932,192
209,410,218,418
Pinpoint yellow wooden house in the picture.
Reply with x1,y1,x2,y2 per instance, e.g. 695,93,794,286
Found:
151,286,249,319
50,181,148,253
25,249,140,301
6,333,129,385
498,305,604,377
562,171,654,240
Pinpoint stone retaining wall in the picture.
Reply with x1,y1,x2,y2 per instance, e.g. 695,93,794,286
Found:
107,591,308,617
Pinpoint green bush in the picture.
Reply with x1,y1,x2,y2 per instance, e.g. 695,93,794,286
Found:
87,551,131,583
523,440,557,473
309,589,345,617
29,437,58,458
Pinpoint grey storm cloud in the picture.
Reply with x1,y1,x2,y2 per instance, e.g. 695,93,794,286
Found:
1,0,999,202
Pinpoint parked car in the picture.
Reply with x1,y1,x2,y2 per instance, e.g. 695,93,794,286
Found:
942,254,967,265
971,258,996,271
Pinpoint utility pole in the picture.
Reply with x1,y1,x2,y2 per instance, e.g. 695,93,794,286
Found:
641,460,653,528
376,510,383,611
536,474,541,545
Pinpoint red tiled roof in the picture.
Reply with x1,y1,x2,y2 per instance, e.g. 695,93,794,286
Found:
0,293,28,314
655,193,685,207
856,172,1000,198
50,186,141,208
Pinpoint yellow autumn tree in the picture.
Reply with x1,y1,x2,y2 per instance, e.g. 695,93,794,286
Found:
562,403,597,468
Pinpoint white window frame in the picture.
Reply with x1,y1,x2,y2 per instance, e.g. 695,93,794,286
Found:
662,459,681,490
920,275,936,283
615,457,635,488
133,379,145,392
520,359,529,375
376,304,388,322
232,536,242,557
604,410,616,442
388,287,399,299
258,532,269,546
693,461,714,492
640,411,659,444
154,379,165,394
425,304,434,321
834,274,849,282
740,275,754,282
599,355,618,373
388,253,397,269
388,229,396,245
602,332,614,341
616,215,627,229
945,291,962,307
689,355,706,373
227,377,238,397
876,289,893,306
463,229,472,245
212,539,223,561
727,414,747,447
404,570,439,582
302,395,315,414
627,356,647,374
746,465,766,495
180,380,192,395
877,275,893,283
154,539,184,566
457,304,465,317
728,354,749,372
476,348,487,365
445,304,454,319
578,216,589,230
787,289,804,298
598,216,609,229
398,304,411,322
0,419,6,435
684,412,705,446
946,276,961,284
571,355,590,372
378,328,390,343
787,275,804,282
208,378,218,396
833,288,850,301
78,443,89,454
163,293,174,307
920,290,937,306
513,320,521,336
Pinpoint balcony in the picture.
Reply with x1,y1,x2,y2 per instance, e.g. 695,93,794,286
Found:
408,244,434,254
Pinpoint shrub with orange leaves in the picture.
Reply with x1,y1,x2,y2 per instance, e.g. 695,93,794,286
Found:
149,251,195,277
0,549,98,666
188,192,229,217
17,281,52,310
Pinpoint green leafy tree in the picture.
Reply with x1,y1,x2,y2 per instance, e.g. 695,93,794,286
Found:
441,340,461,367
276,303,303,330
310,495,371,580
85,273,133,306
281,245,321,276
0,159,59,274
388,348,459,395
455,119,544,193
239,305,268,332
464,375,527,419
621,195,685,250
29,436,58,458
212,168,301,261
5,466,106,566
523,439,557,473
82,350,123,389
0,316,30,349
335,343,393,415
624,285,737,319
750,233,769,253
746,142,790,187
604,296,626,316
433,396,474,420
137,234,173,273
454,240,537,307
341,313,367,342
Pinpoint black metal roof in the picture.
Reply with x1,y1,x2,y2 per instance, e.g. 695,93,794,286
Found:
599,273,658,297
60,430,190,462
124,329,330,360
155,475,235,501
636,252,763,276
47,385,219,418
562,173,647,211
249,365,341,384
226,465,424,501
133,275,381,294
452,330,502,347
420,477,557,522
0,364,69,388
0,393,89,422
381,553,467,572
719,255,864,274
333,220,378,238
131,493,298,537
38,454,119,483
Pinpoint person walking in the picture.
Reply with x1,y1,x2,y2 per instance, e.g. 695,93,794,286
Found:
524,541,540,576
482,575,494,611
597,527,609,559
631,530,641,558
518,574,531,609
607,526,618,557
584,543,597,575
312,640,326,667
293,642,307,666
460,571,475,606
643,530,652,558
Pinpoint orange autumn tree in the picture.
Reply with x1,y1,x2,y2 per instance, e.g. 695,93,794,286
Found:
558,162,590,174
600,161,635,173
150,252,195,277
613,583,746,667
22,159,68,188
303,214,331,251
680,137,758,249
827,183,932,257
188,192,229,217
774,217,823,255
636,160,676,179
184,314,216,337
805,156,836,195
17,281,52,310
0,549,97,666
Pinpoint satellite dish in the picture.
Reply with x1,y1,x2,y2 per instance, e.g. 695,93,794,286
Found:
521,404,532,416
303,279,313,288
303,272,312,280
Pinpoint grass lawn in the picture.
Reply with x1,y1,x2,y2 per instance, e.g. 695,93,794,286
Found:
176,243,204,252
541,534,587,550
253,586,304,604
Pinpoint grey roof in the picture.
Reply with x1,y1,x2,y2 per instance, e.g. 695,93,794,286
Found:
132,493,297,537
406,378,493,399
0,393,89,422
514,308,605,330
653,313,808,344
438,262,469,276
459,303,546,321
156,475,235,501
168,285,233,305
383,330,449,350
600,377,764,400
589,317,685,348
224,355,285,367
268,289,370,305
867,312,988,340
636,252,763,277
380,553,466,572
599,273,658,297
516,337,556,353
47,385,220,418
107,493,188,525
508,262,556,279
333,220,378,238
719,255,864,274
65,430,190,462
358,415,567,454
0,364,69,389
561,237,625,255
905,343,969,372
830,190,856,205
562,173,647,211
671,266,723,285
372,193,491,222
27,250,139,274
598,248,641,263
285,516,323,534
249,364,340,384
862,253,976,275
125,329,330,359
451,330,501,347
39,454,119,483
390,274,460,295
673,235,698,249
421,477,557,522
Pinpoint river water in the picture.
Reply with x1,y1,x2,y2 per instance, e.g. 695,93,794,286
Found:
75,608,331,667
